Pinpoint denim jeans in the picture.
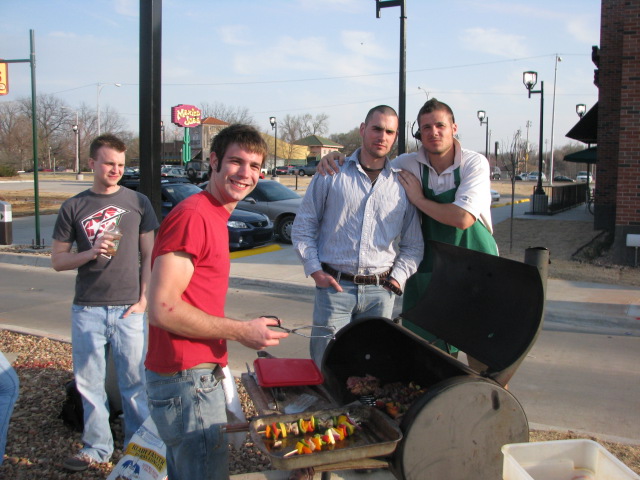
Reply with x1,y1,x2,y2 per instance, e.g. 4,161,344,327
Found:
71,304,149,462
311,281,395,366
146,367,228,480
0,352,19,465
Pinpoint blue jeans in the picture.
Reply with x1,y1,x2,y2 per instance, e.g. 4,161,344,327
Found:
71,304,149,462
0,352,19,465
146,367,228,480
311,282,395,366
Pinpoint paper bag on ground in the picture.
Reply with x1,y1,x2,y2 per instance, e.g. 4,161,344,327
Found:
107,417,167,480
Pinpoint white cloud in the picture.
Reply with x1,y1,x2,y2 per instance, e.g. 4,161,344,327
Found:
114,0,138,17
297,0,364,14
460,28,529,58
341,31,390,59
566,15,599,44
217,25,252,46
231,30,391,87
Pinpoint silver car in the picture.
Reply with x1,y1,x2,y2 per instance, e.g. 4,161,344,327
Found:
236,179,302,244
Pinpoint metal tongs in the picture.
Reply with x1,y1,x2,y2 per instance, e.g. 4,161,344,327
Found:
264,315,336,339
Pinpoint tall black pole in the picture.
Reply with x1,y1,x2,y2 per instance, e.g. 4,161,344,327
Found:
484,118,489,159
139,0,162,220
29,30,41,247
376,0,406,154
536,81,544,195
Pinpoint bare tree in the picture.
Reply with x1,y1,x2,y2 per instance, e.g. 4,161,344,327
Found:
200,102,257,127
279,113,330,159
330,127,361,156
499,129,528,253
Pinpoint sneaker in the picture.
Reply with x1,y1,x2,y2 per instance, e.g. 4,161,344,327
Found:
63,452,97,472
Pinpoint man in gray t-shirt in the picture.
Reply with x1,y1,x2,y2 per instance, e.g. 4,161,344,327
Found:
51,134,159,472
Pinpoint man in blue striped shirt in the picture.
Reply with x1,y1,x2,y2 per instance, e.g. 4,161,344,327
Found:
292,105,423,367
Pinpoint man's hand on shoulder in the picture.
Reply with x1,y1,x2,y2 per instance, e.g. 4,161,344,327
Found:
317,152,346,176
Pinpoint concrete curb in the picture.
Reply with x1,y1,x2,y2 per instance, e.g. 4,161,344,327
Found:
0,252,52,268
2,252,638,337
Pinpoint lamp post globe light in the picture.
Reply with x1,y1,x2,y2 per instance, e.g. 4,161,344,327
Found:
63,106,83,181
269,116,277,176
576,103,587,118
97,82,122,136
522,70,547,213
476,110,489,159
71,121,82,181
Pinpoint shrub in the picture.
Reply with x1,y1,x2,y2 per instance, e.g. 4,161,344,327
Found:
0,165,18,177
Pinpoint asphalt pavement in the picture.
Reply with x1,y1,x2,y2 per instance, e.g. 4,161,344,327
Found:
3,204,639,338
1,192,639,480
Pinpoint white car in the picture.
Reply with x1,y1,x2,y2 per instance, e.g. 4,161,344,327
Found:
527,171,547,182
491,189,500,203
576,171,593,183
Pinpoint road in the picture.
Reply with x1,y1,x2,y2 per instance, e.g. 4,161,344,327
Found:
0,262,638,444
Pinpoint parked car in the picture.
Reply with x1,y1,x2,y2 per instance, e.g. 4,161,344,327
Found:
490,166,501,180
161,166,186,177
490,189,500,203
184,160,209,183
576,171,593,183
201,179,302,243
515,173,528,181
527,171,547,182
124,179,273,251
275,165,296,175
296,160,319,176
553,175,575,183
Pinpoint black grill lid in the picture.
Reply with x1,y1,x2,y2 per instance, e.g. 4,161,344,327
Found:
401,241,545,381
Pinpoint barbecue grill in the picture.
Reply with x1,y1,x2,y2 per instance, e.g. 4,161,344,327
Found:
241,241,546,479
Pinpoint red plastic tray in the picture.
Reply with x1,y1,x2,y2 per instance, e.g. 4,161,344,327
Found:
253,358,324,387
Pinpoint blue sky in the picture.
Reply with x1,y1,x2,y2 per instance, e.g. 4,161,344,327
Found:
1,0,600,154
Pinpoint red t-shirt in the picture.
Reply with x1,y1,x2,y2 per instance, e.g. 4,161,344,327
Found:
145,190,231,372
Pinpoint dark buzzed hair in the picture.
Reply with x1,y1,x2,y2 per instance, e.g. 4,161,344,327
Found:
210,124,268,173
364,105,398,124
89,134,126,159
417,98,455,124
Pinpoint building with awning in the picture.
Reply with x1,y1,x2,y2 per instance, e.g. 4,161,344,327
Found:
294,135,343,160
565,1,640,266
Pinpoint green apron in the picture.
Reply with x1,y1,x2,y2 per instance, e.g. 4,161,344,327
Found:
402,165,498,353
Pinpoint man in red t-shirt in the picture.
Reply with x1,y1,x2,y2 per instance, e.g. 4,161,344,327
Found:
145,124,288,479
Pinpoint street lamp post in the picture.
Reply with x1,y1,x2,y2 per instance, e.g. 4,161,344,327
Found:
269,116,277,176
97,82,121,136
523,71,545,194
576,103,592,185
418,86,429,99
62,106,82,180
376,0,407,154
160,120,165,165
549,55,562,186
476,110,489,159
72,118,82,181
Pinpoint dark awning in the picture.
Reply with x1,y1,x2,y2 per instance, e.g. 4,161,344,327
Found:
563,146,597,164
566,103,597,144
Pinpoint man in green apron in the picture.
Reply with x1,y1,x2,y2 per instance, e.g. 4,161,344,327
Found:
318,98,498,355
394,98,498,353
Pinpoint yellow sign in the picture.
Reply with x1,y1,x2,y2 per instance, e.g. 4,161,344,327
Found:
0,61,8,96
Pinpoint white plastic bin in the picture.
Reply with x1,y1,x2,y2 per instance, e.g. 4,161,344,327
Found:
502,439,639,480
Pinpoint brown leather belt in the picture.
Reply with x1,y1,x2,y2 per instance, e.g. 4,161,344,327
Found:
322,263,391,285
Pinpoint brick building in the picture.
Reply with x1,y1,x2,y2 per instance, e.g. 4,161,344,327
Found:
595,0,640,265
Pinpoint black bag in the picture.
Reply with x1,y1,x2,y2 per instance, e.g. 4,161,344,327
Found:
59,379,84,432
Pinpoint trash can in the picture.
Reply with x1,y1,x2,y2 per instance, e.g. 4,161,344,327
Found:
0,201,12,245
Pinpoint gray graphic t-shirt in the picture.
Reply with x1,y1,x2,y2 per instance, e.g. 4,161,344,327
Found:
53,187,159,305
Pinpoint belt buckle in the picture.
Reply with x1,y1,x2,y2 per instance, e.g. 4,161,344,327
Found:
353,274,365,285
